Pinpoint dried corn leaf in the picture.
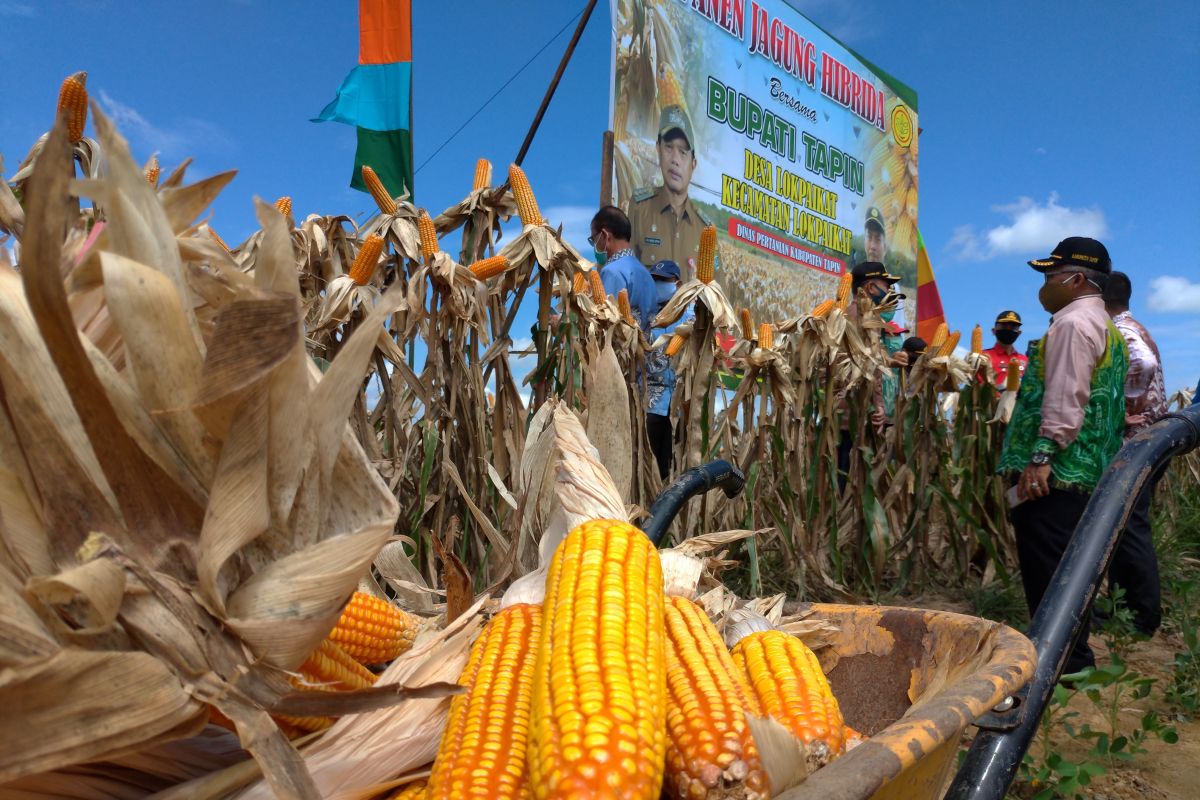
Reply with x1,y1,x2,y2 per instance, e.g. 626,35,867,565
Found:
583,337,632,502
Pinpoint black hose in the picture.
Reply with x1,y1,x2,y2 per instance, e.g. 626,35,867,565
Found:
947,403,1200,800
640,460,746,546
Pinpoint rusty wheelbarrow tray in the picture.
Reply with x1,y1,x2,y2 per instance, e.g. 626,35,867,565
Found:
776,603,1035,800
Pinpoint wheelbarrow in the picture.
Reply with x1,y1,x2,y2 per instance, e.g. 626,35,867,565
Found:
640,402,1200,800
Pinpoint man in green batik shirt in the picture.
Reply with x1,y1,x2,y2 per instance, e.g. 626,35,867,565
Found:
998,237,1129,675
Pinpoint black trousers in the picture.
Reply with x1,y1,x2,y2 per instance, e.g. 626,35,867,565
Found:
1107,475,1163,635
647,414,672,481
1010,486,1096,674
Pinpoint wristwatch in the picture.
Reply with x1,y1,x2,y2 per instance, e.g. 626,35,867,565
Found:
1029,452,1052,467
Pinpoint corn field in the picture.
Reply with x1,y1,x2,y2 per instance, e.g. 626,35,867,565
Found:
1,78,1196,798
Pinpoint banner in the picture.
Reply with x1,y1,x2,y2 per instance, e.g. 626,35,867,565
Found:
611,0,919,325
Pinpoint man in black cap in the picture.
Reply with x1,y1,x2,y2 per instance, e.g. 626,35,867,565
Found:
997,236,1129,675
629,105,711,275
863,206,887,264
981,310,1029,387
645,259,690,479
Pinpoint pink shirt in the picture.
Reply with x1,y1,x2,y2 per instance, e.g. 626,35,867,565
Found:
1039,295,1112,449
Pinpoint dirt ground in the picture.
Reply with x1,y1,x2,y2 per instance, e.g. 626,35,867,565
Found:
905,592,1196,798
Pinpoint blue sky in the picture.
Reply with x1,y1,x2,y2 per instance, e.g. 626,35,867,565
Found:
2,0,1197,392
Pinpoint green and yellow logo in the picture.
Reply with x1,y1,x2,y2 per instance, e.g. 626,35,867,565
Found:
890,104,913,148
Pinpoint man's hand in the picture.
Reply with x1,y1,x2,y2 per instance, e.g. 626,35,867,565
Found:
888,351,910,369
1017,463,1052,500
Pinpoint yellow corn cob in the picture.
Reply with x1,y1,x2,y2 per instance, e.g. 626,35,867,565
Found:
509,164,542,226
938,330,961,358
57,71,88,143
1006,362,1022,392
928,323,948,352
469,255,510,281
739,308,754,340
387,779,429,800
731,630,846,761
971,325,984,355
473,158,493,192
665,333,687,357
418,212,439,261
144,155,161,187
588,268,606,306
758,323,774,350
835,271,853,310
428,604,542,800
697,225,717,284
298,639,378,691
572,271,587,295
362,165,398,216
350,234,385,286
329,591,419,666
530,519,667,799
274,712,333,734
617,289,637,326
812,299,836,318
207,226,232,254
663,596,768,800
274,196,292,218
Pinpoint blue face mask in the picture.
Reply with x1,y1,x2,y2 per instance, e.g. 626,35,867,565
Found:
880,308,897,323
655,281,676,307
593,248,608,266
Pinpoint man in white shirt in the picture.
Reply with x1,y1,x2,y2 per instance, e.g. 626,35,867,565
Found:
1102,271,1165,635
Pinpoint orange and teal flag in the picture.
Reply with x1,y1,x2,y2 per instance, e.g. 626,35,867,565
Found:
314,0,413,198
914,229,945,343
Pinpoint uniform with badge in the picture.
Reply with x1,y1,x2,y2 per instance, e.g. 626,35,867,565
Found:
628,105,710,273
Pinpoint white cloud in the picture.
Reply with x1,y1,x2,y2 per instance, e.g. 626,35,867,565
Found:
97,88,231,159
1147,276,1200,313
1034,147,1047,156
946,193,1108,261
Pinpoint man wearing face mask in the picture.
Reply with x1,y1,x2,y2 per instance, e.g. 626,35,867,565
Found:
644,260,691,479
836,261,907,490
998,237,1129,675
589,205,658,332
981,310,1029,386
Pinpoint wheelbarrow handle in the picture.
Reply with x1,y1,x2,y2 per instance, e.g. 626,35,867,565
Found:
639,460,746,546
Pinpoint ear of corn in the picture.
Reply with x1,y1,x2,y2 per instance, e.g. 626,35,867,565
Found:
938,330,961,358
57,71,88,143
588,268,607,306
697,226,717,284
274,196,292,218
428,604,541,800
739,308,754,340
386,779,429,800
328,591,419,666
928,323,948,352
572,271,588,295
207,226,232,254
665,333,687,357
473,158,493,191
362,165,398,216
418,212,439,261
663,596,768,800
617,289,637,327
509,164,542,227
530,519,667,799
970,325,984,355
812,299,836,318
297,639,378,691
468,255,510,281
731,630,846,764
758,323,774,350
350,234,385,286
144,155,161,187
1006,362,1022,392
835,271,853,310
